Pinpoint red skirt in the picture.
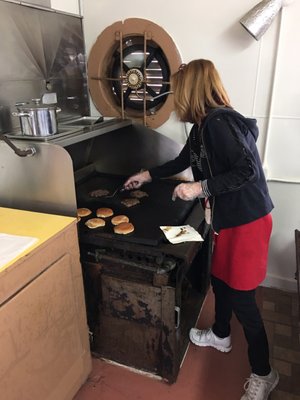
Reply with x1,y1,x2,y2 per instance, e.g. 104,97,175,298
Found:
211,214,273,290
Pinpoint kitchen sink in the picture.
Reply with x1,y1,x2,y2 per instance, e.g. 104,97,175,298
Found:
60,116,104,128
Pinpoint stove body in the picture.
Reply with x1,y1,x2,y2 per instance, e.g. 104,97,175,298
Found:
79,213,211,383
67,122,212,383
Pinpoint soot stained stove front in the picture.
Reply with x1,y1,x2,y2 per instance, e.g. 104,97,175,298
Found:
68,123,212,383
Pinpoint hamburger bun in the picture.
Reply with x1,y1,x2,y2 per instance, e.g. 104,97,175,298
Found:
96,207,114,218
111,215,129,226
114,222,134,235
85,218,106,229
77,207,92,217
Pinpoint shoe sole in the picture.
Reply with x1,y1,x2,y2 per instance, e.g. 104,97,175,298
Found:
189,334,232,353
267,370,280,395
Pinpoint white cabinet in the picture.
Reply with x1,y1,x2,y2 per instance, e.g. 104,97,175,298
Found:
0,221,91,400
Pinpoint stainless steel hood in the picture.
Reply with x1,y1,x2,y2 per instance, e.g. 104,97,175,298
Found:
0,117,193,217
0,1,89,134
0,140,77,216
0,117,132,216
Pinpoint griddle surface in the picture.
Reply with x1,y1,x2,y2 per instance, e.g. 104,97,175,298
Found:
76,174,197,246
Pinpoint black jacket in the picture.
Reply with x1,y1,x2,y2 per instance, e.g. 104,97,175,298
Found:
149,108,274,232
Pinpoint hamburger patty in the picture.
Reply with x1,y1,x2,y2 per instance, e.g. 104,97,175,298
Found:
130,190,148,199
121,198,140,208
89,188,110,198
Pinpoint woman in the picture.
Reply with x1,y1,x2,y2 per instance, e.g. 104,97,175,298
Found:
124,59,278,400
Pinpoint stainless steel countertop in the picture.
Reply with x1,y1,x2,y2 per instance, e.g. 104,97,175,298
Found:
5,118,132,147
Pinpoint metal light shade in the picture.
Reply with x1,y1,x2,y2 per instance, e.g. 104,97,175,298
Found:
240,0,283,40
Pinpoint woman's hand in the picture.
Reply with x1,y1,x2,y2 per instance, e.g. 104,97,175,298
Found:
123,170,152,190
172,182,203,201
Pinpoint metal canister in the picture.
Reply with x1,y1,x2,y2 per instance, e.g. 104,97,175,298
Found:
12,100,61,136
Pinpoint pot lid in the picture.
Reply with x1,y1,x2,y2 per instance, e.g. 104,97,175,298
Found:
15,103,58,111
15,99,58,111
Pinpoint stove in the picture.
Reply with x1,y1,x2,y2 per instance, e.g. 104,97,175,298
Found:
76,169,212,383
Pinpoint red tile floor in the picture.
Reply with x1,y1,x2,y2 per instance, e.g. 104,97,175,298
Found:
74,286,300,400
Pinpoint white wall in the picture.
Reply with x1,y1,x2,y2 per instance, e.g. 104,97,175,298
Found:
51,0,80,15
266,182,300,290
82,0,300,292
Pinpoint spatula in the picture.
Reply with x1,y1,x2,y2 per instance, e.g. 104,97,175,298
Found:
105,184,126,198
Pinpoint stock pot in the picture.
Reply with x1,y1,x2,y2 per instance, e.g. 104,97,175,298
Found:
12,101,61,136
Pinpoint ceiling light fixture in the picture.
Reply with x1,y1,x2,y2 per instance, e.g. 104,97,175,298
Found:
239,0,293,40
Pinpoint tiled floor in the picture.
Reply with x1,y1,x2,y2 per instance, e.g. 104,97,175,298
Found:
259,287,300,399
74,286,300,400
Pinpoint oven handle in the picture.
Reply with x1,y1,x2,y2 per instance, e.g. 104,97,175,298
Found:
91,249,178,274
175,306,181,329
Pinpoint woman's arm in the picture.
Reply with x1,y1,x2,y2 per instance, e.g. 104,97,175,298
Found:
123,170,152,190
124,140,191,190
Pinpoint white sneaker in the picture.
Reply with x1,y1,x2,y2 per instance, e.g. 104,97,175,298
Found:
189,327,232,352
241,368,279,400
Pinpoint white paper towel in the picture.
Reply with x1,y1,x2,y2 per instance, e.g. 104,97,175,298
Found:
0,233,38,269
160,225,203,244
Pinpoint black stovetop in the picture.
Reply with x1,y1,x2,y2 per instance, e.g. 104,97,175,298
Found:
76,172,202,248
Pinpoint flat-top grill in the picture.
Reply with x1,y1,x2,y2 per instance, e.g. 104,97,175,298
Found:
77,172,198,247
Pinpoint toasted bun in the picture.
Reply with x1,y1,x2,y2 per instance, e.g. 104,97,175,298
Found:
85,218,106,229
114,222,134,235
121,198,140,208
111,215,129,226
77,207,92,217
96,207,114,218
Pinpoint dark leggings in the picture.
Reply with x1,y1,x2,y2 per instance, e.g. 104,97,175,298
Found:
211,275,271,376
